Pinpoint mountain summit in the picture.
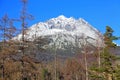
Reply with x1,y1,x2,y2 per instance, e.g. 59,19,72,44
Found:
14,15,103,49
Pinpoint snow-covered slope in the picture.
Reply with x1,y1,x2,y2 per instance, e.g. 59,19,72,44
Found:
13,15,103,49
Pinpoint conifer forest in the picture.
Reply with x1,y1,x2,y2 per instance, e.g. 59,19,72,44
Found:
0,0,120,80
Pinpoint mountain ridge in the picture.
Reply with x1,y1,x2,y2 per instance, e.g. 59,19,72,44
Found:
13,15,104,50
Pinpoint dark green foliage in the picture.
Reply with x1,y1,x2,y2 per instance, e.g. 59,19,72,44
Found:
90,26,120,80
41,68,51,80
104,26,119,48
114,65,120,80
90,48,116,80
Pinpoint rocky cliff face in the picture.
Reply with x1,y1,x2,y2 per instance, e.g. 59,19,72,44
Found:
13,15,103,49
12,15,120,62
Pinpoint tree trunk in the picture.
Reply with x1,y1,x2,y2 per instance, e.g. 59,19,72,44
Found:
2,59,5,80
54,47,57,80
84,52,88,80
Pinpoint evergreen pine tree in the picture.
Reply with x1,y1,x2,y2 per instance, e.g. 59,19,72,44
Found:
104,26,119,48
90,26,120,80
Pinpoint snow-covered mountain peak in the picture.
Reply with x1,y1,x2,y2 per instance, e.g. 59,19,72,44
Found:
54,15,75,20
13,15,103,48
79,18,88,24
57,15,67,20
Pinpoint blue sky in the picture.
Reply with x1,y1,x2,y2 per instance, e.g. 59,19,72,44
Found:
0,0,120,44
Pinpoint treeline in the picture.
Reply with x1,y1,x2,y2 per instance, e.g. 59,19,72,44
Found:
0,0,120,80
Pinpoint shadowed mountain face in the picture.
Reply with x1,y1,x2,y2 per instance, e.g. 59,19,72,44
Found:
19,44,120,63
109,46,120,55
